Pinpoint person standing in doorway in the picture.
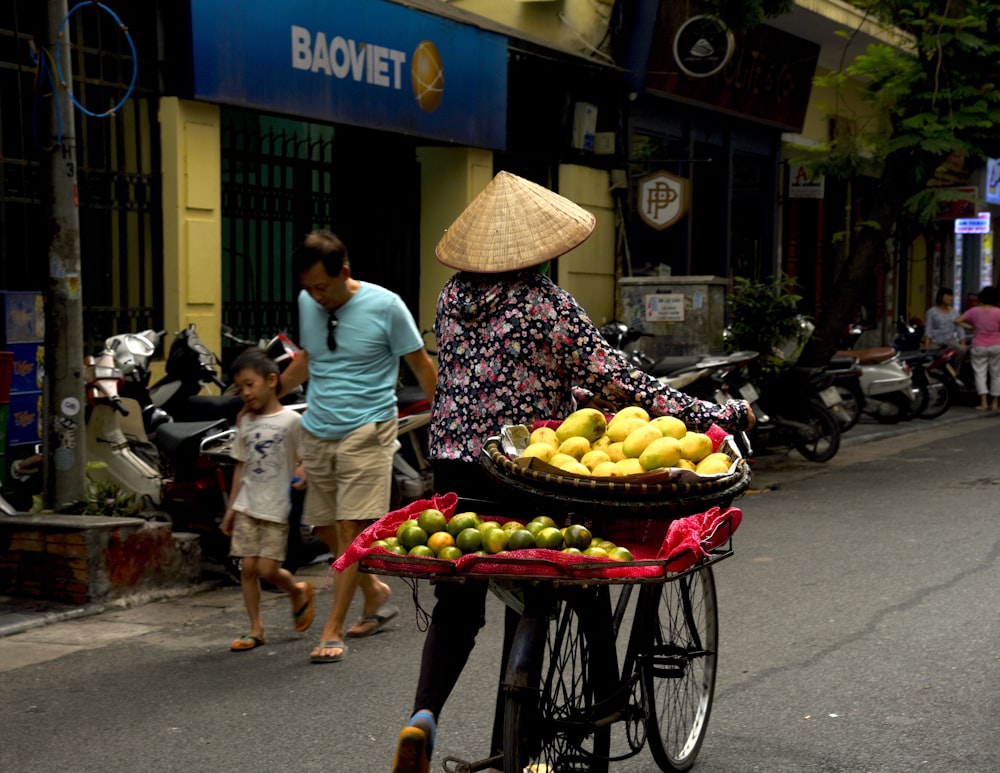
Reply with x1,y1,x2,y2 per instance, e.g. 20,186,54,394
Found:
923,287,967,369
278,231,438,662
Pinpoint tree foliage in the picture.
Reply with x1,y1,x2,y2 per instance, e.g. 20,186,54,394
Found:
794,0,1000,364
725,272,806,385
711,0,793,30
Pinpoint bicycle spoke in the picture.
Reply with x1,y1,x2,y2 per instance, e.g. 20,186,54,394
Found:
504,590,612,773
644,568,719,773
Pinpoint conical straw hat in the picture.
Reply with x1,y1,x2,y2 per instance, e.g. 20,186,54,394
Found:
435,171,596,273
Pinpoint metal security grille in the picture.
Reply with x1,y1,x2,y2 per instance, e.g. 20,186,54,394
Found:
220,110,334,358
0,0,162,355
220,109,421,363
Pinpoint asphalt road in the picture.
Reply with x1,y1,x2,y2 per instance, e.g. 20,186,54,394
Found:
1,411,999,772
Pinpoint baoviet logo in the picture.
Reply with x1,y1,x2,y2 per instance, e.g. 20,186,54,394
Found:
290,27,444,113
411,40,444,113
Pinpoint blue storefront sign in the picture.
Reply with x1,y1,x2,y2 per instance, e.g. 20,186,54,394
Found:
190,0,508,148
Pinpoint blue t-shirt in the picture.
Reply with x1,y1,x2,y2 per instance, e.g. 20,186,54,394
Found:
298,283,423,439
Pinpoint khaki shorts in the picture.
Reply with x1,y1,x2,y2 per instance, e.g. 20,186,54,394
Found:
229,512,289,562
300,418,397,526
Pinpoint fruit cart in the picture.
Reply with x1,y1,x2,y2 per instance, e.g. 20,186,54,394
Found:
340,424,751,773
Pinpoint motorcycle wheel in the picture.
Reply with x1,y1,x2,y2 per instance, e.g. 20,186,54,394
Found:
919,371,951,420
832,382,864,432
791,400,841,462
871,392,912,424
907,372,930,418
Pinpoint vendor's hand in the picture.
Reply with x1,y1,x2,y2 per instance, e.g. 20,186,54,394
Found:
582,395,617,413
740,400,756,431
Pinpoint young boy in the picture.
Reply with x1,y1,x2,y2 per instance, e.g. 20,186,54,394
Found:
221,347,315,651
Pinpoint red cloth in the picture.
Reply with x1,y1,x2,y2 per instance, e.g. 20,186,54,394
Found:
335,492,742,582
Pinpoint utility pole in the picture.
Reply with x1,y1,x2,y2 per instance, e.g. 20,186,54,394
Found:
44,0,86,509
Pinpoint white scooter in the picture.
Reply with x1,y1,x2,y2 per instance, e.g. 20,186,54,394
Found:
835,338,915,423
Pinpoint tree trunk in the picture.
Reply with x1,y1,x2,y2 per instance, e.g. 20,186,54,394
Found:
798,159,910,366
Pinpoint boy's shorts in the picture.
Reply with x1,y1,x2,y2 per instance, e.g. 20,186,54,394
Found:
300,418,396,526
229,512,289,562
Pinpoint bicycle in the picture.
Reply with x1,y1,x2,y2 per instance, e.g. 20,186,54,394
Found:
433,513,734,773
352,434,750,773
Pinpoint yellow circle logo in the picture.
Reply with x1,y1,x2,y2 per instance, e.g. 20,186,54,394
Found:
411,40,444,113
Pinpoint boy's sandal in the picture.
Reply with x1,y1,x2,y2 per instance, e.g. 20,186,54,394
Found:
230,635,266,651
292,583,316,632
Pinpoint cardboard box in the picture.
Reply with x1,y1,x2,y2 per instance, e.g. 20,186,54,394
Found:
8,390,42,446
0,291,44,344
7,342,44,394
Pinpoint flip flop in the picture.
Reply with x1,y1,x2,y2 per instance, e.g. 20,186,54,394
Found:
310,639,347,663
230,635,266,651
292,583,316,632
347,604,399,638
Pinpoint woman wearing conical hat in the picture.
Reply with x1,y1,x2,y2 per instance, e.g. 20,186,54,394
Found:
391,172,754,773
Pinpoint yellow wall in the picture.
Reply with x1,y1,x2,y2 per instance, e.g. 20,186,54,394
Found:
448,0,612,58
415,150,615,336
558,164,616,325
159,98,223,377
416,147,495,341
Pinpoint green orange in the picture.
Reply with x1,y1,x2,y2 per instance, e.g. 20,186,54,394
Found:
563,524,593,551
507,529,537,551
535,527,564,550
447,512,480,537
417,508,448,534
399,524,429,550
482,528,510,554
455,527,483,554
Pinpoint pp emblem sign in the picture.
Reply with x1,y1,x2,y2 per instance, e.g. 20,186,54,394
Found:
637,171,690,231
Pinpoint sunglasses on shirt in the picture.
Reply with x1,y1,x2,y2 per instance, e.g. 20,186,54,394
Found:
327,312,338,351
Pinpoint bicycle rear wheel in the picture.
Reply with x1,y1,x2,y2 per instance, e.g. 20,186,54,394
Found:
503,587,614,773
643,567,719,772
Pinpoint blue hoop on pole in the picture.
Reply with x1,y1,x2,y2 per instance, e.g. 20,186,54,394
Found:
53,1,138,118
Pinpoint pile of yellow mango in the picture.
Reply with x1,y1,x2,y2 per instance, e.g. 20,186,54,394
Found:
519,407,733,477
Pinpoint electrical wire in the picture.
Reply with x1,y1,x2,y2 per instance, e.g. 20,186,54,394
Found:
53,1,138,119
29,42,62,150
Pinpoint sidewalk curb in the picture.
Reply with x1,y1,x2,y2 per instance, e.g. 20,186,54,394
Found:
0,580,224,639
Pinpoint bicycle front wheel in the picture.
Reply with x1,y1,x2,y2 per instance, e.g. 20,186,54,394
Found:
644,567,719,773
503,588,614,773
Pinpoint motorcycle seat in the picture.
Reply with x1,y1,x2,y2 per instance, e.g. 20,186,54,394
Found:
649,355,707,378
178,394,245,424
154,418,230,458
827,354,857,370
835,347,896,366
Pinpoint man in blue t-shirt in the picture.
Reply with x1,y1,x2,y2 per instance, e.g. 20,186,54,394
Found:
279,230,437,663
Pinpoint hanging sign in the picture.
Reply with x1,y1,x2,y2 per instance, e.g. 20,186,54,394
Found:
673,16,734,78
955,212,991,234
637,170,690,231
189,0,507,148
987,158,1000,205
788,164,825,199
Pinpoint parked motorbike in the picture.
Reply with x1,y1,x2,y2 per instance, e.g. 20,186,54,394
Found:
823,353,866,431
837,324,917,423
600,319,841,461
86,332,248,574
893,315,975,410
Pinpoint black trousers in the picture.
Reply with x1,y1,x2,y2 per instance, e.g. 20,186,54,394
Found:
412,460,525,756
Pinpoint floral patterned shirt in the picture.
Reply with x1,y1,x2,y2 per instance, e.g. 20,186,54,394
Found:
429,270,750,462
